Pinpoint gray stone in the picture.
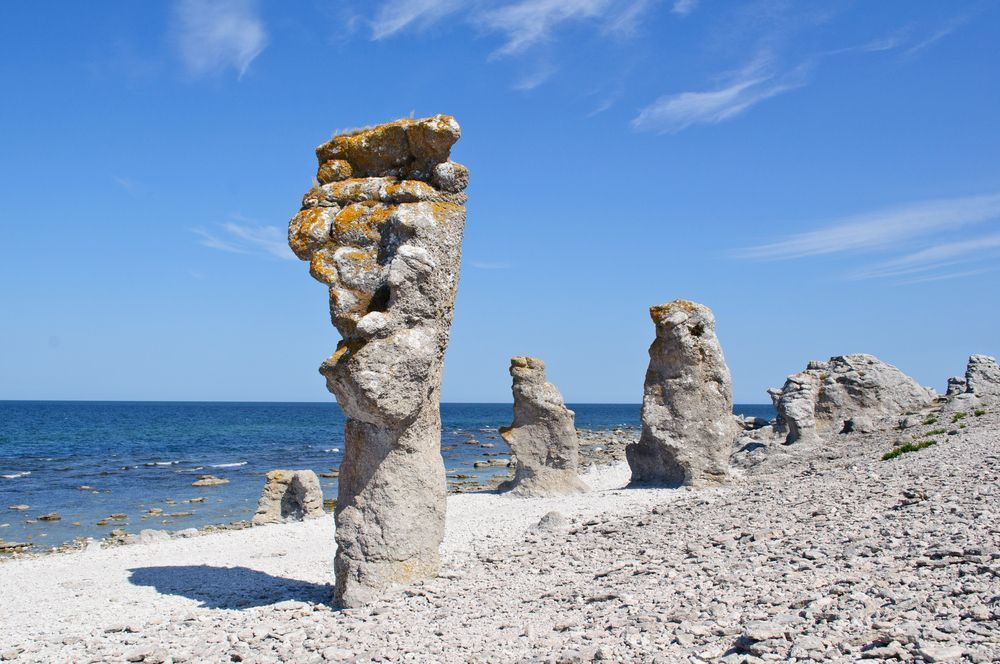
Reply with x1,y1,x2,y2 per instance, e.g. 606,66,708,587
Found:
251,470,324,526
842,416,875,434
946,376,967,396
498,357,588,497
626,300,737,487
288,115,467,608
137,529,170,545
771,354,935,444
965,354,1000,399
534,511,569,532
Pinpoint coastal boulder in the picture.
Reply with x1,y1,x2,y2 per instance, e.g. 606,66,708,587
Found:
771,354,935,444
626,300,738,487
498,357,589,497
252,470,324,526
288,115,468,607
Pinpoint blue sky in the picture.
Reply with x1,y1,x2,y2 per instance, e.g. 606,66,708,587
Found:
1,0,998,403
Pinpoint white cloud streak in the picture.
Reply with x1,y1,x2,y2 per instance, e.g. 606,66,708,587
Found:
173,0,267,79
371,0,464,40
852,232,1000,280
735,193,1000,261
194,222,294,260
369,0,655,58
632,54,809,133
672,0,698,16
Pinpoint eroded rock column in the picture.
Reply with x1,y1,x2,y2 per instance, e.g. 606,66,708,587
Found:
287,115,468,607
626,300,737,487
498,357,589,497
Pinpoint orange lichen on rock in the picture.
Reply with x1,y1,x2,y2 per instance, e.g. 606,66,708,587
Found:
315,115,461,180
288,207,336,260
317,159,353,184
649,298,700,323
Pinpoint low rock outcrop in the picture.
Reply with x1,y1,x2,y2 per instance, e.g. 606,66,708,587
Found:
626,300,737,487
770,354,935,444
252,470,324,526
288,115,468,607
965,354,1000,399
498,357,588,497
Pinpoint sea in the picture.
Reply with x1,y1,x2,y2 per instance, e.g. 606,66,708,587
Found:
0,401,774,550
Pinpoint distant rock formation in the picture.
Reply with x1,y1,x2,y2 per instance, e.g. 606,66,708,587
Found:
287,115,468,608
252,470,324,526
965,354,1000,399
498,357,589,497
626,300,737,487
946,376,968,396
770,354,935,443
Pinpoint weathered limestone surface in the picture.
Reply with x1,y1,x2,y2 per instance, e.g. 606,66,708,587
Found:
288,115,468,607
251,470,324,526
946,376,968,396
965,354,1000,399
626,300,738,487
498,357,589,497
770,354,936,444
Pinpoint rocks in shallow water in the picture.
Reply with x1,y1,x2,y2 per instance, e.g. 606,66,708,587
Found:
191,475,228,487
8,505,30,511
965,354,1000,399
288,115,468,608
251,470,324,526
497,357,589,497
626,300,737,487
771,354,935,444
38,513,61,521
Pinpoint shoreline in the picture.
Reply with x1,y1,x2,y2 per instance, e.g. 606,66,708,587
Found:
0,404,995,661
0,427,639,560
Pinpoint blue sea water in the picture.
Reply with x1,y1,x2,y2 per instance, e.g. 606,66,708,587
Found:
0,401,773,550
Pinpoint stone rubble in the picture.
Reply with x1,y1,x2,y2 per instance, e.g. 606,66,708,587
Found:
498,357,589,497
288,115,468,607
627,300,738,486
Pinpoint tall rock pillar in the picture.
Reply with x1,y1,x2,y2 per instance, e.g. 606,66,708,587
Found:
287,115,468,607
498,357,589,497
626,300,737,487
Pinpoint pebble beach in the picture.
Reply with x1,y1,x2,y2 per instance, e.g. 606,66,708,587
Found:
1,406,997,662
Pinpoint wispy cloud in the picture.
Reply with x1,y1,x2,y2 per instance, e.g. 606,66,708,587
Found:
734,192,1000,283
904,15,969,57
735,193,1000,261
672,0,698,16
632,53,809,133
369,0,656,59
371,0,464,40
481,0,615,57
852,232,1000,280
172,0,267,79
112,176,140,196
194,220,294,260
512,63,557,91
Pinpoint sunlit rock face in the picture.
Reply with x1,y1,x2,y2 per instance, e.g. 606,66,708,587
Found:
498,357,589,497
965,354,1000,400
288,115,468,608
626,300,738,487
770,354,936,444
